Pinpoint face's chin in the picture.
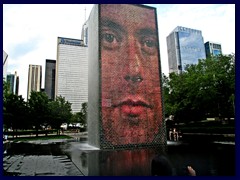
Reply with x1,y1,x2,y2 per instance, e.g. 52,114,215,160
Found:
102,104,158,145
101,78,164,145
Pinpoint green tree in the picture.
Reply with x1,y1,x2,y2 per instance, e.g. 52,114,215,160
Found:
70,102,88,131
28,91,50,136
80,102,87,129
3,93,29,137
48,96,72,134
3,81,11,129
163,54,235,123
70,112,80,124
3,81,10,96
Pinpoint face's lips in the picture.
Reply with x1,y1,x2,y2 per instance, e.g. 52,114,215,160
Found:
112,98,153,117
114,99,152,108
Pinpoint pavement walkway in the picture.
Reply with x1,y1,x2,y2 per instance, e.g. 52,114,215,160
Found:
3,154,84,176
3,132,87,176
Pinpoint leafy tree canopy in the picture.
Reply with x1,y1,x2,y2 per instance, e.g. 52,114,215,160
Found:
163,54,235,123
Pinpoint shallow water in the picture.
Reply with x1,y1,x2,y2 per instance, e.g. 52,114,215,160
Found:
3,139,235,176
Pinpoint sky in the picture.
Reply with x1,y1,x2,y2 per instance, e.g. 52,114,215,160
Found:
3,4,235,101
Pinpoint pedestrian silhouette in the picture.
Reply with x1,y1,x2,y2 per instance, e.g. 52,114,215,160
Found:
151,155,174,176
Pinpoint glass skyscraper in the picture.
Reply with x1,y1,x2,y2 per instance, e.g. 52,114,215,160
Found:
6,71,19,95
204,41,222,58
167,26,206,74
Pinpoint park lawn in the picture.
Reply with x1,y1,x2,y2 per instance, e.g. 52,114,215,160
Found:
10,135,73,142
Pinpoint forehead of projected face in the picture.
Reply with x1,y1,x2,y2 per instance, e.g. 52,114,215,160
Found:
100,4,158,57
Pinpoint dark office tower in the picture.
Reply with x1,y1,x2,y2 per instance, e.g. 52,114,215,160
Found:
205,41,222,58
6,74,14,93
45,59,56,100
167,26,206,74
87,4,165,150
27,64,42,100
15,75,19,95
6,71,19,95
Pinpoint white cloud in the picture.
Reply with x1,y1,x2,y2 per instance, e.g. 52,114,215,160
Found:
3,4,235,100
152,4,235,75
3,4,94,100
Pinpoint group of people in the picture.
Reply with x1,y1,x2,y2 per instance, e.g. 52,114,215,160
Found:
169,128,180,141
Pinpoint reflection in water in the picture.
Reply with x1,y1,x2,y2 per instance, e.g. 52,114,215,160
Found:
3,140,235,176
64,141,235,176
80,152,87,168
99,148,163,176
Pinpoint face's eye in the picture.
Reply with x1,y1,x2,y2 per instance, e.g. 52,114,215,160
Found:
101,29,122,50
103,33,115,43
145,40,155,48
141,36,158,55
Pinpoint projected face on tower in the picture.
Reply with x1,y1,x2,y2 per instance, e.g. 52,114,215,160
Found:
100,4,163,146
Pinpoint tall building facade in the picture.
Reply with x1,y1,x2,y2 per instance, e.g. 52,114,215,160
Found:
45,59,56,100
27,64,42,100
6,71,19,95
3,50,8,81
55,37,88,113
167,26,206,74
205,41,222,58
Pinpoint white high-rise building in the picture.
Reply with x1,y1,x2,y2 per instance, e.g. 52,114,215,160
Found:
27,64,42,100
55,37,88,113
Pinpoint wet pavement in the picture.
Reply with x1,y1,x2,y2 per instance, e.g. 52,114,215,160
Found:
3,132,235,176
3,132,86,176
3,154,83,176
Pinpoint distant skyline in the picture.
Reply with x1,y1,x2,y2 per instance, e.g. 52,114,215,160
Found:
3,4,235,100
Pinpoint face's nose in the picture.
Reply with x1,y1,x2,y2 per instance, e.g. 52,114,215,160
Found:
124,36,143,83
